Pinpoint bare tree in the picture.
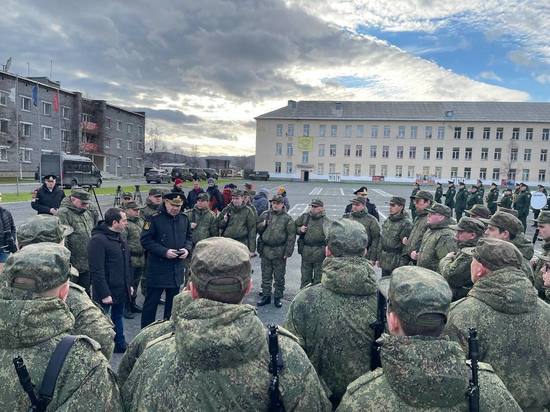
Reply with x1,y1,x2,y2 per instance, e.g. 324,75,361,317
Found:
145,126,168,167
187,145,201,167
501,140,519,182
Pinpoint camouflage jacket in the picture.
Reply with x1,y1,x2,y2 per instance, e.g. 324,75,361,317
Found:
499,194,513,209
403,208,429,259
439,237,479,301
513,191,531,216
185,206,218,245
533,241,550,302
417,218,458,272
57,198,96,273
285,256,377,404
445,267,550,410
379,212,412,275
257,209,295,260
337,334,521,411
125,215,145,268
295,212,331,263
466,192,483,209
217,203,257,252
140,199,160,219
122,298,331,411
0,288,123,411
343,209,381,261
454,188,468,211
509,234,535,283
444,187,456,208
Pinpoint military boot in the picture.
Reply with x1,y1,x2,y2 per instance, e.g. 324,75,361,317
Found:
274,298,282,308
257,296,271,306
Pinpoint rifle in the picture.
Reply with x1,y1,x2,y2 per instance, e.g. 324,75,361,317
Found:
13,356,40,411
267,324,285,412
467,328,480,412
296,214,310,255
369,290,386,370
220,211,231,236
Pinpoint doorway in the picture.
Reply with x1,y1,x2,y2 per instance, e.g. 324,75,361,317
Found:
303,170,309,182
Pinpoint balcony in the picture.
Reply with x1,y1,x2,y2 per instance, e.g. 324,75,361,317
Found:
80,142,102,154
81,121,99,133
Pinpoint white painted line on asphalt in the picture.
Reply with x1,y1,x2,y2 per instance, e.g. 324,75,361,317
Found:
288,203,306,216
340,187,345,196
301,204,309,214
378,211,387,220
371,188,394,197
308,187,321,196
318,187,323,195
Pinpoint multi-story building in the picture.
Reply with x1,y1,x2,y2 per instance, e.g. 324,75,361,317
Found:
0,71,145,177
255,101,550,185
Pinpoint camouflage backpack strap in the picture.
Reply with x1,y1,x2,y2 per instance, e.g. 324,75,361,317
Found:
145,331,175,350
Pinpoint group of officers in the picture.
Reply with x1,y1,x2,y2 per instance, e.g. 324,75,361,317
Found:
0,175,548,410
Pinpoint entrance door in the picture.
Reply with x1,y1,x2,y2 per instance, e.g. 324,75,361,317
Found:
303,170,309,182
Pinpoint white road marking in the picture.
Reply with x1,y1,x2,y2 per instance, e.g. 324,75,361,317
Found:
340,187,345,196
371,188,394,197
308,187,317,195
308,187,323,196
288,203,305,215
378,211,387,220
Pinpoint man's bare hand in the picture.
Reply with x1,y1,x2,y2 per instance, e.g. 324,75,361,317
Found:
101,296,113,304
166,249,179,259
299,225,307,234
402,237,409,245
190,222,197,230
410,250,418,260
178,249,189,259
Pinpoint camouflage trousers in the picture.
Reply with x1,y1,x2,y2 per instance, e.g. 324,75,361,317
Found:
261,257,287,298
300,259,324,289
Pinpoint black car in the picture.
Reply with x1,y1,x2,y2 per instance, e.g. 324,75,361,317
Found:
171,167,194,182
249,171,270,181
203,168,219,180
145,169,171,184
189,168,207,180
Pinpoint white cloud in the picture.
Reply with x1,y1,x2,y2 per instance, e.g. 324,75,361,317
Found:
535,74,550,84
479,71,502,82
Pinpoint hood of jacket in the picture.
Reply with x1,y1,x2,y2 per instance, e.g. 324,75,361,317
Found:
254,189,269,200
321,256,377,296
511,234,534,260
91,221,121,240
0,287,74,348
381,334,468,408
469,267,538,314
175,299,265,369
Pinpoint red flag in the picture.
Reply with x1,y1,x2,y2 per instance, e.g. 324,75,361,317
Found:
53,92,59,112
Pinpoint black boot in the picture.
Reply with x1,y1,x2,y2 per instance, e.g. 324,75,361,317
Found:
123,304,135,319
130,297,142,313
257,296,271,306
274,298,282,308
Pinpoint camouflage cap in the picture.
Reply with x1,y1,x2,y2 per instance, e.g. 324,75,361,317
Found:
425,202,452,218
148,188,163,196
465,204,491,219
70,188,91,202
310,198,324,207
270,194,284,203
4,243,72,293
231,189,244,197
327,219,368,257
196,192,209,201
462,237,522,270
17,215,74,248
449,217,485,235
535,210,550,224
163,192,184,206
350,196,366,206
122,192,133,199
122,201,142,210
378,266,452,327
497,206,518,217
388,196,406,207
190,237,251,294
480,211,523,236
413,190,434,201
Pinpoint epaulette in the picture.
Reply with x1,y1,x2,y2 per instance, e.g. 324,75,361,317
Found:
72,334,102,352
145,332,175,350
69,282,86,293
276,326,300,344
346,369,384,396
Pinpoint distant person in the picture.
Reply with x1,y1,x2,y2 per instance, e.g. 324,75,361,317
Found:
221,182,236,209
513,183,530,231
498,188,513,209
443,180,456,213
344,186,379,221
409,182,421,220
277,185,291,210
186,179,205,209
434,182,443,203
31,174,65,215
454,182,468,221
532,211,550,303
140,188,164,219
252,188,270,216
403,190,433,265
185,193,218,246
486,182,500,215
0,192,17,271
206,178,224,213
120,192,134,208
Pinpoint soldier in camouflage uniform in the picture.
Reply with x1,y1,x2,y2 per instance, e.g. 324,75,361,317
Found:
338,266,521,412
409,182,420,220
486,182,499,214
379,197,412,277
343,196,380,264
256,195,295,308
532,211,550,302
217,189,257,255
443,181,456,213
140,188,164,219
446,238,550,410
285,219,377,407
513,182,531,232
57,188,97,295
416,203,458,273
0,244,123,411
439,217,484,301
466,184,481,210
295,199,331,287
123,201,145,317
120,191,134,208
498,187,513,209
122,237,331,411
434,182,443,203
185,192,218,245
464,203,491,221
403,190,432,265
454,182,468,221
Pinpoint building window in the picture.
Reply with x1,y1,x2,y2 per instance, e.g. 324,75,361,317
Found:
423,147,430,160
492,168,500,180
318,144,325,157
329,144,336,157
371,125,379,138
407,166,415,178
303,124,310,137
329,163,336,174
479,168,487,179
127,158,132,168
344,145,351,157
435,167,442,178
345,125,352,138
42,126,52,140
20,147,32,163
496,127,503,140
542,128,549,141
425,126,432,139
137,126,143,137
483,127,490,140
116,120,122,131
370,145,377,158
117,139,122,149
524,149,531,161
437,126,445,139
510,148,518,161
104,137,110,148
541,149,547,162
409,146,416,159
0,119,8,134
286,162,293,174
508,169,516,180
422,166,430,177
396,146,403,159
276,124,283,137
493,148,501,160
465,147,472,160
436,147,443,160
464,167,472,179
317,163,324,175
355,145,362,157
356,125,364,137
61,106,70,120
525,128,533,140
451,167,458,178
452,147,460,160
330,125,337,137
395,165,403,177
106,118,111,129
21,96,31,111
383,126,391,138
343,164,350,176
287,143,293,156
287,124,294,137
481,148,488,160
539,170,546,182
302,151,309,163
381,165,387,176
276,143,282,156
382,145,389,158
319,125,326,137
398,126,405,138
410,126,417,139
370,165,376,176
0,91,8,106
20,122,32,137
354,164,361,176
82,113,92,123
512,128,519,140
454,127,461,139
42,101,52,116
0,146,7,161
127,141,132,150
467,127,474,139
522,169,529,181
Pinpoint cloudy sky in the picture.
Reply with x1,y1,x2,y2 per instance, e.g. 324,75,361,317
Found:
3,0,549,155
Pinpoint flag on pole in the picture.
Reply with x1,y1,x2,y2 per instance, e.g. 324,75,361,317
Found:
53,91,59,112
32,85,38,106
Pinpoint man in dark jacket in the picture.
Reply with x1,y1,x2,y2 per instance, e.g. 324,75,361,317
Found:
252,188,269,216
443,181,456,212
206,178,224,213
0,192,16,271
454,182,468,221
186,179,205,209
88,207,131,353
31,175,65,215
434,182,443,203
140,192,193,328
344,186,379,221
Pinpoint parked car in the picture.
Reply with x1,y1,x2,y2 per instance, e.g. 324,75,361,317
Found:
145,168,171,184
190,168,208,180
203,168,219,179
246,170,270,181
171,167,194,182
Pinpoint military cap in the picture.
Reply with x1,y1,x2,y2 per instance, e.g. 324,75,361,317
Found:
470,185,478,190
163,192,184,206
464,204,491,219
70,188,91,202
447,180,455,185
491,182,497,187
17,215,74,248
378,266,452,327
436,182,442,186
449,217,485,236
44,174,57,181
425,202,452,217
190,237,251,294
497,206,518,217
148,187,163,196
196,192,209,201
310,198,324,207
458,182,465,186
354,186,368,195
388,197,406,207
270,194,284,203
327,219,368,257
520,182,528,188
535,211,550,224
231,188,244,197
122,192,133,199
122,201,142,210
463,237,522,271
350,196,366,206
413,190,433,201
4,243,72,293
480,212,523,236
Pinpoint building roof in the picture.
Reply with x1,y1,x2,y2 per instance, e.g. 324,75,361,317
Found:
256,100,550,123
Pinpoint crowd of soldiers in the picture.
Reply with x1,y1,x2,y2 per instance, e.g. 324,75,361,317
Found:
0,175,548,411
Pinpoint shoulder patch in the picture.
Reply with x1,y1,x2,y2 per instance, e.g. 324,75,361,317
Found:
347,369,384,395
143,220,151,230
69,282,86,293
145,332,175,350
276,326,300,344
73,335,102,352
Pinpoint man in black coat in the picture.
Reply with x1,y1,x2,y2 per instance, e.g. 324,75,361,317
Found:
31,175,65,215
344,186,379,221
140,192,193,328
187,179,205,209
88,207,131,353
